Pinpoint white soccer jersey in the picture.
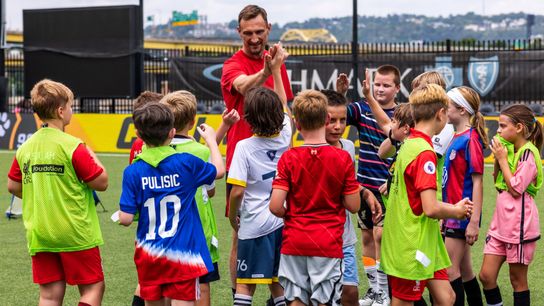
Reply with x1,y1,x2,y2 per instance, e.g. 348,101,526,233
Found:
340,138,358,247
227,114,291,240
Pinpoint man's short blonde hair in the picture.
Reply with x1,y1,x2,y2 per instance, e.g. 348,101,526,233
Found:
30,79,74,120
292,90,328,131
160,90,197,131
409,83,449,123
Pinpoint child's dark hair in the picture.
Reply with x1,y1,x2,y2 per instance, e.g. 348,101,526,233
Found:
244,87,284,137
320,89,347,106
501,104,543,150
133,91,164,111
393,103,414,128
133,103,174,147
376,65,401,86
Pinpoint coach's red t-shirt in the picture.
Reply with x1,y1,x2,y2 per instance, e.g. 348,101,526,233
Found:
129,138,144,164
221,50,293,170
403,129,438,216
272,144,360,258
8,143,103,183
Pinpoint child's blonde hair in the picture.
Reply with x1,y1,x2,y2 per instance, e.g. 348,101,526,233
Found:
409,83,449,123
160,90,197,131
30,79,73,120
292,90,328,131
411,71,447,90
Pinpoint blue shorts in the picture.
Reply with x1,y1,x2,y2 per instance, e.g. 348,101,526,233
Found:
342,244,359,286
237,227,283,284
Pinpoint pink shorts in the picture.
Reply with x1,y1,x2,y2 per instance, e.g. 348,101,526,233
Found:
484,235,536,265
31,247,104,285
140,278,200,301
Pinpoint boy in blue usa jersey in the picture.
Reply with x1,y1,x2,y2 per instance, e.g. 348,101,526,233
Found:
118,102,225,305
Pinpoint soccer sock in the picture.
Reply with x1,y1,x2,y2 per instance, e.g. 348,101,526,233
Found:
363,256,378,292
483,287,503,306
233,293,253,306
513,290,530,306
131,295,145,306
78,303,91,306
464,277,484,306
232,288,236,301
451,277,465,306
376,260,389,296
273,296,286,306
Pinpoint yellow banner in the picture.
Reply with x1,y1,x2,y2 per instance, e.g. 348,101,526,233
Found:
9,113,542,164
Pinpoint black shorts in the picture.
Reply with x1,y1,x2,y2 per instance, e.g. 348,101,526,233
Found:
444,227,466,240
356,188,385,230
199,262,220,284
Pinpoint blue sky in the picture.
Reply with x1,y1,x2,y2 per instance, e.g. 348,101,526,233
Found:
6,0,544,30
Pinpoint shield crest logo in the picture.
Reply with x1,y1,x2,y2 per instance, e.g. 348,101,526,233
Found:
468,56,499,96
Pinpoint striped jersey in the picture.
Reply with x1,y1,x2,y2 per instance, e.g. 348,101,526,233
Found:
347,100,395,198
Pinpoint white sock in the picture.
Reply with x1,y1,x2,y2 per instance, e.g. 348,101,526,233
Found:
363,257,378,292
376,260,389,296
233,293,252,306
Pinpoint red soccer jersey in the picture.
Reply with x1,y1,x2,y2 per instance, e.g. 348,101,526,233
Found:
272,145,360,258
129,138,144,164
221,50,293,170
403,129,438,216
8,143,103,183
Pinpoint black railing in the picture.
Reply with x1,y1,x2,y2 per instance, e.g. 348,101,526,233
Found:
5,38,544,113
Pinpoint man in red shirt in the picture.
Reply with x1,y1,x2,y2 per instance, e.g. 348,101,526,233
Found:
220,4,294,297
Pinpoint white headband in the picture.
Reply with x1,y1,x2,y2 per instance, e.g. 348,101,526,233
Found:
447,88,475,115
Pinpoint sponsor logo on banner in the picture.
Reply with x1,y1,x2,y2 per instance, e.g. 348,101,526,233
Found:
424,56,463,90
468,56,499,97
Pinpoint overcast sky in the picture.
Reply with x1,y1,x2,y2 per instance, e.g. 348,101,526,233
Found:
6,0,544,31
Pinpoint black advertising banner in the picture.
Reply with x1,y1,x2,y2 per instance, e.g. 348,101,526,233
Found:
170,50,544,103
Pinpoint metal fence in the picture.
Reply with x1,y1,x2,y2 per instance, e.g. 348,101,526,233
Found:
5,38,544,113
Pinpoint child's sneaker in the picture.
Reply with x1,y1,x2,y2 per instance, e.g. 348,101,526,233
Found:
359,288,376,306
371,289,390,306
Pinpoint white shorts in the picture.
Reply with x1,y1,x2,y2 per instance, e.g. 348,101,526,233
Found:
278,254,342,306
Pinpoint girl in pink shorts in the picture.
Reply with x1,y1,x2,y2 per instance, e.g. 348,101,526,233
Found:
480,104,543,306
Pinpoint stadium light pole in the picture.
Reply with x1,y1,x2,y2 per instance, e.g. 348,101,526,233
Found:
351,0,359,101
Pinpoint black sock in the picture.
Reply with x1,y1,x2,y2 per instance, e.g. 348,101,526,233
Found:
514,290,530,306
232,288,236,301
451,277,465,306
266,295,274,306
483,287,503,306
414,297,428,306
132,295,145,306
464,277,483,306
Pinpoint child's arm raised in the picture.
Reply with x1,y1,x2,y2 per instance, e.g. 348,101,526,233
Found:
215,108,240,144
362,69,392,134
378,137,398,159
270,188,287,217
197,124,225,179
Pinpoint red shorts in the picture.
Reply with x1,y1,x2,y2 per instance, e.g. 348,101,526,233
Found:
484,235,537,265
140,278,200,301
388,269,448,301
31,247,104,285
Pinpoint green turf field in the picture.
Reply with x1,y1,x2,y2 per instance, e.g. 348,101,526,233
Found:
0,152,542,306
